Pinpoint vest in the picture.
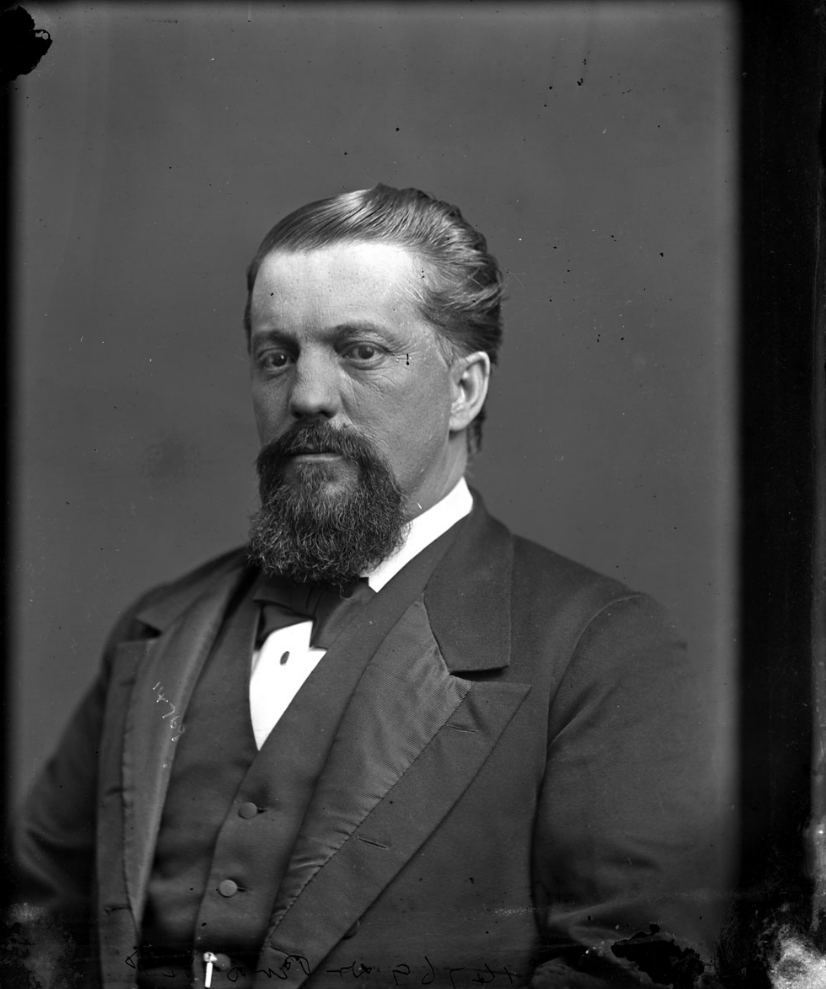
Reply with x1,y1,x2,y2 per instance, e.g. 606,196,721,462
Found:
136,524,464,989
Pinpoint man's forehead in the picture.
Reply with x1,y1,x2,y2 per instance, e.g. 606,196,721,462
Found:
254,242,424,290
250,242,427,322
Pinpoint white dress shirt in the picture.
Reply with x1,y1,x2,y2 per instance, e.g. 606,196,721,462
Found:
248,477,474,749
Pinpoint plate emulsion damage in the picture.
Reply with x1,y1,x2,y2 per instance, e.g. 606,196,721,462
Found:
0,6,52,85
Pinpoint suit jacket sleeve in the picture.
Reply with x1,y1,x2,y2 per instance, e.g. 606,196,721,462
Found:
530,593,729,987
7,592,159,985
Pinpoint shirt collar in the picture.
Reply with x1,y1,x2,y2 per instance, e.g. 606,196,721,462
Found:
365,477,473,592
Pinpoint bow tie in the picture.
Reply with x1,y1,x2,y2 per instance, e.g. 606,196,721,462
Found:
252,575,376,650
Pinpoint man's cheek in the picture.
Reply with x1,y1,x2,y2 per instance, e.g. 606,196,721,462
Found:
252,390,287,427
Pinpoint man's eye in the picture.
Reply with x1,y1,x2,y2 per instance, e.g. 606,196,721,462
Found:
259,352,291,371
345,344,379,362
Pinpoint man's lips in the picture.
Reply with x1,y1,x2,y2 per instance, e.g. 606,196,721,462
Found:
289,449,343,461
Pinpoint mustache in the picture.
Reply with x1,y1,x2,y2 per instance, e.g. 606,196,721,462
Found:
256,420,380,473
250,418,406,584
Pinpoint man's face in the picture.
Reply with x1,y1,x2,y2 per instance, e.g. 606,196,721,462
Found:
248,241,465,518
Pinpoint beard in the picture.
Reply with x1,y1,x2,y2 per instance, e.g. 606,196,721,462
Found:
248,419,407,587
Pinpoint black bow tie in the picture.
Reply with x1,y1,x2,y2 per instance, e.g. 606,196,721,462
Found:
252,575,376,650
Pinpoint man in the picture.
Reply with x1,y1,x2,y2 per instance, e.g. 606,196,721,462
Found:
11,186,727,989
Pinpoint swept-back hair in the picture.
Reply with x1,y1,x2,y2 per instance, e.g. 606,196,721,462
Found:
243,184,504,451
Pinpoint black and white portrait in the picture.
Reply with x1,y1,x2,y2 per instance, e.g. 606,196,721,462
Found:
6,3,819,988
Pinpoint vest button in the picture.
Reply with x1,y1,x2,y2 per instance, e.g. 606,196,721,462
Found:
238,802,259,819
218,879,239,897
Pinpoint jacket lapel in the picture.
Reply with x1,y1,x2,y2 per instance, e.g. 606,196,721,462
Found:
120,557,250,925
256,499,531,988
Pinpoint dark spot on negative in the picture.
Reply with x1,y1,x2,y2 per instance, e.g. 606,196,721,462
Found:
611,925,705,988
0,6,52,84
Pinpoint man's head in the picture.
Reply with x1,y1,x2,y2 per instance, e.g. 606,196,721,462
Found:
245,185,503,585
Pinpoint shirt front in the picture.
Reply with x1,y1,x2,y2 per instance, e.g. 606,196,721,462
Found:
248,477,473,748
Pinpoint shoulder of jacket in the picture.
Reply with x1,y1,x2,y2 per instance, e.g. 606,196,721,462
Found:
106,546,249,643
509,532,676,640
511,533,636,607
506,534,681,690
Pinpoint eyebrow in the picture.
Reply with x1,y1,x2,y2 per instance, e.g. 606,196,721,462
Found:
250,321,402,347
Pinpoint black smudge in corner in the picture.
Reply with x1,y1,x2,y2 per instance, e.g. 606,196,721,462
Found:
1,6,53,85
611,925,708,988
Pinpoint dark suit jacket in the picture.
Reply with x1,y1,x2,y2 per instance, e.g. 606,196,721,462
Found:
12,499,729,988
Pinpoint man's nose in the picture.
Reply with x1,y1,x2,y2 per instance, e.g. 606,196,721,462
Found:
287,351,342,419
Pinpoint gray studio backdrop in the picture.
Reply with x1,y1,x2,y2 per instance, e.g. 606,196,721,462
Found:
13,2,737,803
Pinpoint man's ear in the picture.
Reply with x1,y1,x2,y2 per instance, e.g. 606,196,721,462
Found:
449,351,491,434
